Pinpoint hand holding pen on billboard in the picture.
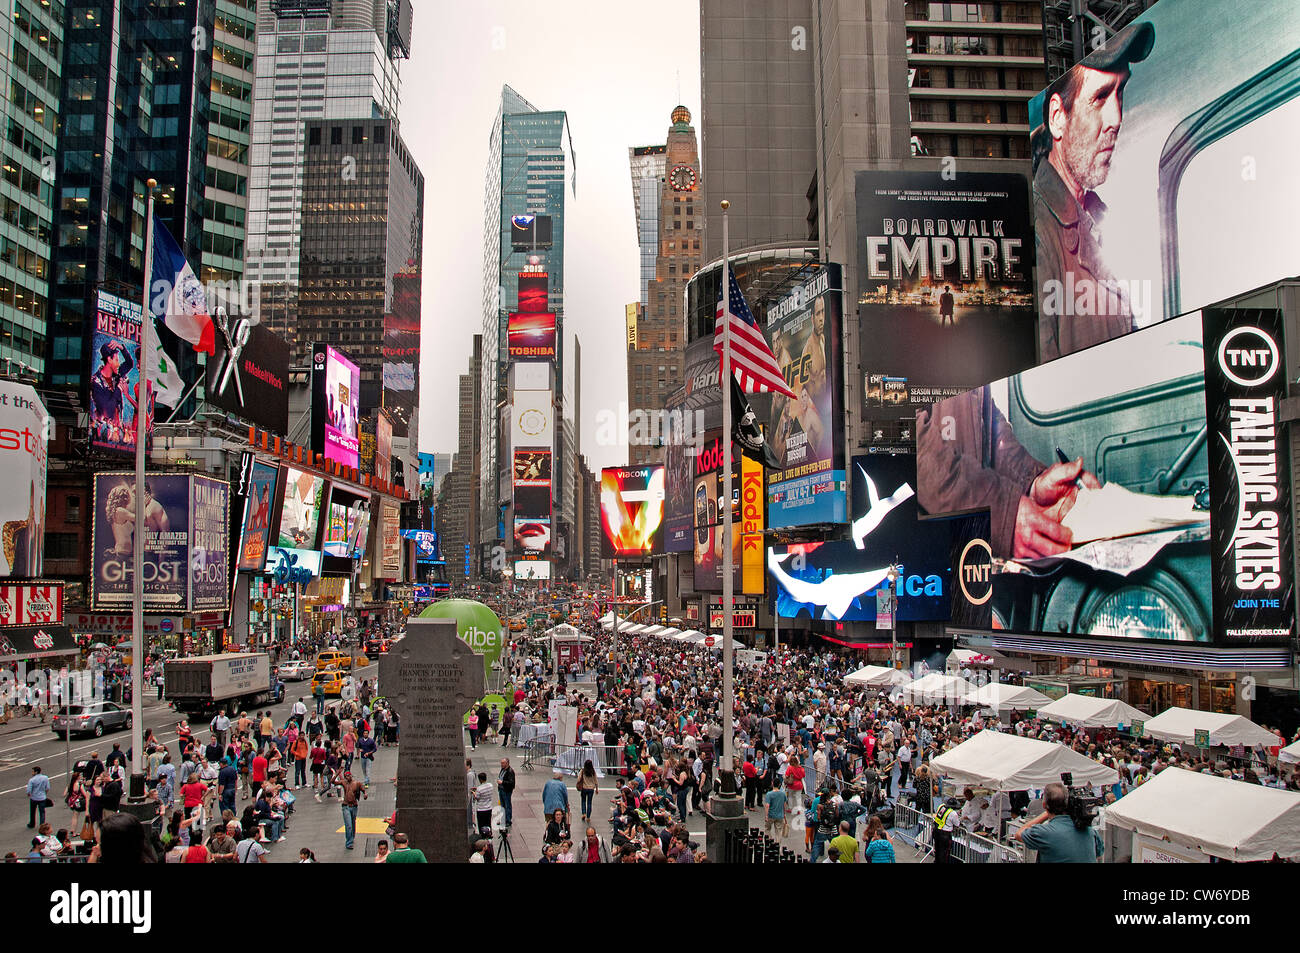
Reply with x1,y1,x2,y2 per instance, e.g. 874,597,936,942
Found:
1013,453,1101,559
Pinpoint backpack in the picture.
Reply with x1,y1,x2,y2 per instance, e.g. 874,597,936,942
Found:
839,798,865,822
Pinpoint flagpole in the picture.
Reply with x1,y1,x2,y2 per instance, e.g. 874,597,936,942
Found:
130,179,157,800
720,199,735,789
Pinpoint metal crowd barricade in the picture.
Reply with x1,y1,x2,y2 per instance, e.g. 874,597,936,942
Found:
891,800,935,862
522,740,627,777
950,826,1025,864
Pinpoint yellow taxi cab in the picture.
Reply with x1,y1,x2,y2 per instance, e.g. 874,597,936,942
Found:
315,649,369,671
509,620,525,632
311,668,344,697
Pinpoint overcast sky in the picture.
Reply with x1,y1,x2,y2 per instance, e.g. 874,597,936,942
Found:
405,0,701,473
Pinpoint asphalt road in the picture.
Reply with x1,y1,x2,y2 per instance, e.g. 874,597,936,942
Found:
0,661,379,854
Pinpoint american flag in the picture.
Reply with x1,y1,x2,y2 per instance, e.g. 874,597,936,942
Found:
713,269,797,398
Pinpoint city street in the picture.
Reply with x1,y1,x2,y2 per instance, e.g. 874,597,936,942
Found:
0,664,383,861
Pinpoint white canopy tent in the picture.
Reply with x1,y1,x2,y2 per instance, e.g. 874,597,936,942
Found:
844,665,909,689
544,623,584,638
960,682,1054,713
656,627,682,640
1036,693,1148,729
931,729,1118,792
1278,740,1300,765
897,673,976,705
1140,707,1277,748
1105,767,1300,862
946,648,1013,673
673,630,705,642
639,625,668,637
622,623,649,635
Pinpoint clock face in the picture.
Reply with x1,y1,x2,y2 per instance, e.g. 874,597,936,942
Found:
670,165,697,192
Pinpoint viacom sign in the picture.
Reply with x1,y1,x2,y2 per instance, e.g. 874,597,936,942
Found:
1204,309,1294,644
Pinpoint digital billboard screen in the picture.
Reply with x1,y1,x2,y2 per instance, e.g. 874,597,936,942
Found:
916,309,1292,645
323,488,369,560
236,461,278,572
90,291,148,455
311,345,360,469
513,484,551,559
189,475,230,611
507,312,557,360
516,273,549,312
856,171,1036,441
600,465,665,558
1027,1,1300,361
515,560,552,581
277,466,324,558
510,215,553,251
766,263,847,527
206,319,290,435
690,435,764,594
382,270,420,439
91,474,191,609
767,453,956,622
512,450,551,486
0,381,48,577
511,391,553,449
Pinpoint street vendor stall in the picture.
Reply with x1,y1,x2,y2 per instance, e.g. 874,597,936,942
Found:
1140,706,1277,748
897,673,976,706
1105,766,1300,862
960,682,1054,714
931,729,1119,792
844,664,909,689
1035,693,1148,729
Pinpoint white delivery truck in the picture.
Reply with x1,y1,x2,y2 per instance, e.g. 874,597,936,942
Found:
164,653,284,716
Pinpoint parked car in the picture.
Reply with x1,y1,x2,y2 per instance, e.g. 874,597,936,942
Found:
52,702,131,738
278,659,314,681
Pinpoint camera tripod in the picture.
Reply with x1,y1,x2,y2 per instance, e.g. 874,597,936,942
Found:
495,824,514,863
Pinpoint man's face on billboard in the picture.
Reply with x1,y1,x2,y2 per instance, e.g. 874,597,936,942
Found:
812,297,825,336
1050,65,1128,192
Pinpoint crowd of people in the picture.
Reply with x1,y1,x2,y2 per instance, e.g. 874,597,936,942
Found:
484,611,1300,863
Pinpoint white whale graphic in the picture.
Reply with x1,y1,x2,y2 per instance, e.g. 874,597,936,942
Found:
851,467,914,549
768,549,890,621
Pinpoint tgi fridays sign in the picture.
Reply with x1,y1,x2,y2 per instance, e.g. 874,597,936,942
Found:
0,582,63,626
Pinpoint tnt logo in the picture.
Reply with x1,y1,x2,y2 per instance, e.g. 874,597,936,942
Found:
958,539,993,607
1217,326,1279,388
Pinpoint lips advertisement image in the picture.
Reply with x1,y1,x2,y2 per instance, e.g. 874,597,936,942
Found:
766,263,847,528
513,483,551,559
600,465,665,558
1027,0,1300,361
916,311,1228,643
856,171,1036,441
92,474,190,609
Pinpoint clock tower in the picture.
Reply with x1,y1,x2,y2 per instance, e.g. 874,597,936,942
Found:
626,106,702,466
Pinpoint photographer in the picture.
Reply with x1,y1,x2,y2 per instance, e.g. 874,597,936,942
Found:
1013,782,1103,862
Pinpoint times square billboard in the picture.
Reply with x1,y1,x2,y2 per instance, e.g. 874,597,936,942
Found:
1026,0,1300,361
916,308,1292,646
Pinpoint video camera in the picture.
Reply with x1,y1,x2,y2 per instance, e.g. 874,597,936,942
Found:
1058,772,1103,831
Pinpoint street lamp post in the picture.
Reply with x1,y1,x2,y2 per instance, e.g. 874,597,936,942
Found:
886,563,901,670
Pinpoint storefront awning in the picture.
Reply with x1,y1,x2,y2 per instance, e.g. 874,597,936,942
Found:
0,623,78,662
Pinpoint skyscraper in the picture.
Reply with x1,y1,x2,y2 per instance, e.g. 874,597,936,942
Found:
243,0,408,351
628,144,667,307
0,0,64,379
46,0,217,393
626,106,700,466
479,85,575,563
435,335,481,586
201,0,258,285
296,117,423,412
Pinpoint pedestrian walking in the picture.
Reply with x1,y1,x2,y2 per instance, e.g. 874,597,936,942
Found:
576,759,598,823
337,771,367,850
26,766,50,828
